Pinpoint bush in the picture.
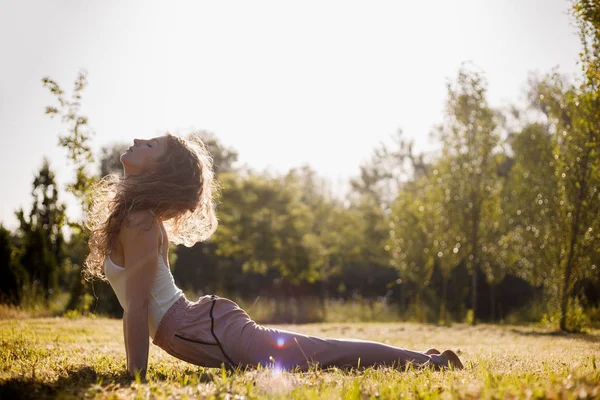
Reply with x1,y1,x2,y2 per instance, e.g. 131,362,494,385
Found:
566,297,591,333
463,309,475,325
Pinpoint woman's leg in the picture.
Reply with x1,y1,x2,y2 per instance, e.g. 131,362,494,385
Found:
183,297,461,371
234,322,450,371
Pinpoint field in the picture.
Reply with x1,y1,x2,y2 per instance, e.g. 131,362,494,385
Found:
1,316,599,399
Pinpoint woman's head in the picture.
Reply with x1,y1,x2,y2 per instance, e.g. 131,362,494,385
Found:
84,133,219,280
119,136,169,176
117,134,211,219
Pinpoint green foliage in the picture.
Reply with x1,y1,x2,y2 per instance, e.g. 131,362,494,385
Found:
566,297,592,333
64,294,96,319
545,0,600,331
525,69,600,330
463,309,475,325
388,64,504,324
436,65,503,324
14,159,66,304
210,165,338,287
213,171,320,283
192,130,239,175
42,71,100,314
0,225,25,304
501,123,560,288
388,185,435,312
572,0,600,94
42,71,97,211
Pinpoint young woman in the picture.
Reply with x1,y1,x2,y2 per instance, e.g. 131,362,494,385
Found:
85,133,464,378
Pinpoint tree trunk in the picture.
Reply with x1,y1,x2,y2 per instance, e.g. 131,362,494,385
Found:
471,207,480,326
490,283,495,322
399,282,407,319
559,233,578,331
415,291,423,323
560,171,585,331
471,268,477,325
441,275,448,323
319,280,327,321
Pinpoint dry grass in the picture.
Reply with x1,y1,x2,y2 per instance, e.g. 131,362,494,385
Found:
1,317,599,399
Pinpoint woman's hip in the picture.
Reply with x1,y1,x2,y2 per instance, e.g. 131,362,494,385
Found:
153,295,254,368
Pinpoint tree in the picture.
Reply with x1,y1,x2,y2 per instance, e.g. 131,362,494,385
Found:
433,64,503,324
388,179,436,321
548,0,600,331
347,130,420,311
350,129,424,209
500,121,562,307
526,69,600,331
212,171,315,283
15,159,66,302
283,166,340,284
0,225,25,304
419,160,466,322
191,130,239,175
43,71,96,210
43,71,97,311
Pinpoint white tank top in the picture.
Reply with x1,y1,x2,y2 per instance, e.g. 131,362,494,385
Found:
103,226,183,339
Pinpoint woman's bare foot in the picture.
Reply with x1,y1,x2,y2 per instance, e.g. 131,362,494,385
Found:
439,350,464,370
425,348,441,355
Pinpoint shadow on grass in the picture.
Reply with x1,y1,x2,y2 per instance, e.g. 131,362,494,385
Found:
509,328,600,343
0,365,217,399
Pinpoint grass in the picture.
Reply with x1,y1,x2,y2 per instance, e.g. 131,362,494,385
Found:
1,317,599,399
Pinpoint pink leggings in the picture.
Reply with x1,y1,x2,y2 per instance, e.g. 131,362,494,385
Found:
153,295,446,371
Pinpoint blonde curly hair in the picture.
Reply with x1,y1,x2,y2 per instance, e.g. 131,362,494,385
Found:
84,133,219,281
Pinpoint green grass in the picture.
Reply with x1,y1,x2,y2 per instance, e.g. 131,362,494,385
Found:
1,317,599,399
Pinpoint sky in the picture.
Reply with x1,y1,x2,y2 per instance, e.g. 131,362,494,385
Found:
0,0,581,230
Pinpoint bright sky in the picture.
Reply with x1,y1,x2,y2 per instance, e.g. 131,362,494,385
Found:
0,0,580,229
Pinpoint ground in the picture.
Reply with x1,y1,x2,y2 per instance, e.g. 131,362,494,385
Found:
0,317,599,399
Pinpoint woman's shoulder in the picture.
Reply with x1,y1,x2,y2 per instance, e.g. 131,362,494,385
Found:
120,210,160,242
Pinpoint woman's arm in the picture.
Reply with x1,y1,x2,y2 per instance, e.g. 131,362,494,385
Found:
120,213,160,378
123,310,129,367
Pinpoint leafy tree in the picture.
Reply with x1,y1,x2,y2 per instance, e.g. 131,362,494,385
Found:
388,180,435,321
191,130,239,175
346,194,393,292
500,121,562,307
549,0,600,331
0,225,25,304
347,130,422,309
212,171,313,282
526,69,600,331
43,71,96,210
15,159,66,302
350,129,424,209
432,64,502,324
283,166,339,282
412,160,467,322
43,71,97,311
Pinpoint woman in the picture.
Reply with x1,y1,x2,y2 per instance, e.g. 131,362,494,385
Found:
85,133,464,378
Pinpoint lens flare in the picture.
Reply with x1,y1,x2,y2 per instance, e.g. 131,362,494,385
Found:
276,337,285,348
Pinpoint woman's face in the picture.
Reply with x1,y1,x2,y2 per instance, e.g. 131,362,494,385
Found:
120,136,169,176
